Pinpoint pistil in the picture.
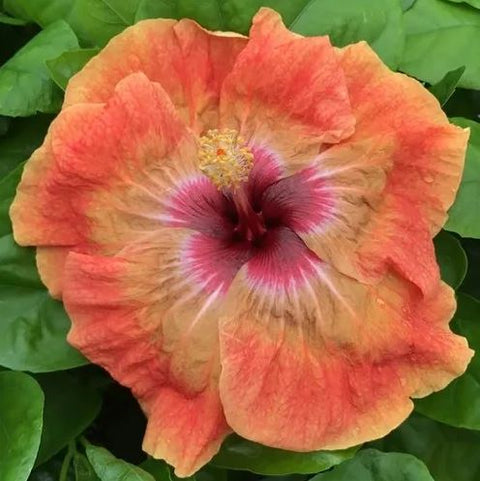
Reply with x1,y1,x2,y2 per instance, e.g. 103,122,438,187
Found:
231,185,266,243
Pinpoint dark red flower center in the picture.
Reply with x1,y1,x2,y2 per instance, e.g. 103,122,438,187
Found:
230,186,267,245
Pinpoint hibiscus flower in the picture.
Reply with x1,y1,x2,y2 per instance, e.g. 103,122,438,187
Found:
11,7,472,477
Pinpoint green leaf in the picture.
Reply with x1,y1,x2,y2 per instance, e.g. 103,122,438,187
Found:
400,0,480,90
211,435,359,475
415,294,480,429
3,0,134,47
0,162,23,235
373,413,480,481
196,466,226,481
133,0,175,23
0,165,87,372
74,452,100,481
86,445,155,481
0,234,88,371
138,459,171,481
429,66,466,106
446,117,480,238
460,238,480,299
46,48,99,90
136,0,224,29
289,0,405,69
4,0,404,68
309,449,434,481
0,12,28,25
446,0,480,8
0,371,44,481
0,114,52,178
434,230,468,288
0,20,78,116
35,371,103,465
402,0,418,11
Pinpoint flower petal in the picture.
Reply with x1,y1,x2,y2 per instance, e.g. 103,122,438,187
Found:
247,146,285,209
64,19,247,133
296,42,468,294
36,247,69,299
219,228,471,451
64,227,244,476
11,73,232,296
220,8,355,173
12,72,196,246
166,176,236,239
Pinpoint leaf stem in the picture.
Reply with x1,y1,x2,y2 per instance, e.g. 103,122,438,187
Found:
78,435,91,450
59,441,76,481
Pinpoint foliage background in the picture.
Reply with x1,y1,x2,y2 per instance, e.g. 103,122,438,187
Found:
0,0,479,480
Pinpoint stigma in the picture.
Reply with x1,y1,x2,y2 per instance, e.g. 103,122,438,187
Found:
198,129,254,190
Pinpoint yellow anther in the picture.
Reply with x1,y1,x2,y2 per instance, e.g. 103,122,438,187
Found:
198,129,254,189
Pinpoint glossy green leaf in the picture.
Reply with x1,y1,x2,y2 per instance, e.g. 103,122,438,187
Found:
446,0,480,8
459,238,480,299
211,435,359,475
446,117,480,238
0,165,87,372
138,0,348,35
400,0,480,90
0,114,52,178
86,445,155,481
0,371,44,481
0,20,78,116
196,466,226,481
0,233,87,371
434,230,468,288
3,0,134,47
35,371,103,465
260,477,306,481
0,12,28,25
137,0,224,29
139,458,174,481
374,413,480,481
415,294,480,429
402,0,418,10
429,66,466,106
46,48,99,90
138,459,171,481
289,0,405,68
74,452,100,481
5,0,406,64
0,162,23,235
309,449,433,481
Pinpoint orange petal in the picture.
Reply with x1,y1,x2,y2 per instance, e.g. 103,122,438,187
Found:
64,19,247,134
297,42,468,294
220,8,355,173
36,247,69,299
11,73,200,295
219,228,471,451
64,227,240,476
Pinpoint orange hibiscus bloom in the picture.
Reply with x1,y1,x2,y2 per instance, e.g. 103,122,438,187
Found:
11,7,472,477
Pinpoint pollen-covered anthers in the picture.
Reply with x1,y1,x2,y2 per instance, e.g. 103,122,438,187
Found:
198,129,254,189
